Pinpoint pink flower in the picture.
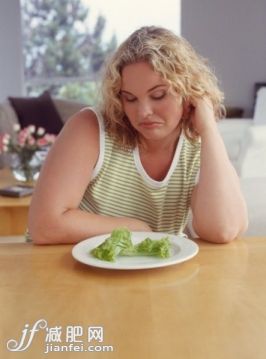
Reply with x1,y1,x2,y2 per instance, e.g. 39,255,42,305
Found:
27,125,36,134
0,134,11,153
27,135,36,146
18,130,28,146
2,134,11,145
37,137,48,146
0,134,4,153
1,124,57,155
44,134,57,144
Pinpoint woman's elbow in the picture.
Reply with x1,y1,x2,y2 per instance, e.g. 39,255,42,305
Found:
29,227,54,245
204,229,236,244
28,218,59,245
193,220,248,244
212,228,240,244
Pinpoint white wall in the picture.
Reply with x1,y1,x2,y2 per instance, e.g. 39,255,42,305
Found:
0,0,24,102
181,0,266,117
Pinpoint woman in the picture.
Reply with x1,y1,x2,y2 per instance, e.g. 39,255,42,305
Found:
28,26,248,244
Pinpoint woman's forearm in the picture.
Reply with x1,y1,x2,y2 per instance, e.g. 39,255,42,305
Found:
29,209,151,245
191,126,248,243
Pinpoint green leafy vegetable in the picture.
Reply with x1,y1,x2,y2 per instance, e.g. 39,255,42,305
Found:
120,237,170,258
90,228,171,262
90,228,133,262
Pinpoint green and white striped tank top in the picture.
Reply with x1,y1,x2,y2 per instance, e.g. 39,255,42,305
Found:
79,108,201,234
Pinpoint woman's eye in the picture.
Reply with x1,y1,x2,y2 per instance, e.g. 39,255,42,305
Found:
125,97,137,102
122,95,137,102
151,91,166,100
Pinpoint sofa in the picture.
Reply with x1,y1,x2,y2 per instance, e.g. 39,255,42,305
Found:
0,97,265,237
0,96,86,168
218,119,266,236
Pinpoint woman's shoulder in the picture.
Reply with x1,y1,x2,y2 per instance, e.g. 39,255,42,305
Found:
52,107,101,161
68,107,100,131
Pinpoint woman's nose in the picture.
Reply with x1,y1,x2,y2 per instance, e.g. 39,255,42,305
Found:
138,101,153,119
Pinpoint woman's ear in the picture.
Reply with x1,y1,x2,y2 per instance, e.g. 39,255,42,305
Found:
182,98,193,120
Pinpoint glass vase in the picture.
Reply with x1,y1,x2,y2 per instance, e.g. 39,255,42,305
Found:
8,151,44,183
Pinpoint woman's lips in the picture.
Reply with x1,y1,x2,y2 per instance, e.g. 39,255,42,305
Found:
139,121,163,128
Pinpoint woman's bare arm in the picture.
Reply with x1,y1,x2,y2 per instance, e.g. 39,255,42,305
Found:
190,99,248,243
28,109,150,244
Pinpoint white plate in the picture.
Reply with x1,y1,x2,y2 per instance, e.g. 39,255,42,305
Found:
72,232,199,270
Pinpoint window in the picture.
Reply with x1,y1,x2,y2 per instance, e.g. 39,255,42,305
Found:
84,0,181,43
20,0,180,104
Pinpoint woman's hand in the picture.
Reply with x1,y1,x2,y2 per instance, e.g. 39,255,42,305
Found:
185,97,217,136
124,218,152,232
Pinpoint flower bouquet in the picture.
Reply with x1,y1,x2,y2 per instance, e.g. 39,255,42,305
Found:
0,124,56,182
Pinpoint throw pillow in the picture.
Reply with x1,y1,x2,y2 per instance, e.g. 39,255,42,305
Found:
8,91,63,134
253,87,266,125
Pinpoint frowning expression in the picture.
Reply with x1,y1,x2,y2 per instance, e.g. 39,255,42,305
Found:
120,61,184,143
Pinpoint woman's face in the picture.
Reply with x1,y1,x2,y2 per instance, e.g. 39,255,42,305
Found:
120,61,184,143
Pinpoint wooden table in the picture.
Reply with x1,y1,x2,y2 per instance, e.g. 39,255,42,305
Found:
0,169,32,235
0,237,265,358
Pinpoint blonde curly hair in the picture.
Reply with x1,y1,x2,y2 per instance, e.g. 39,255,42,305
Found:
100,26,225,148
